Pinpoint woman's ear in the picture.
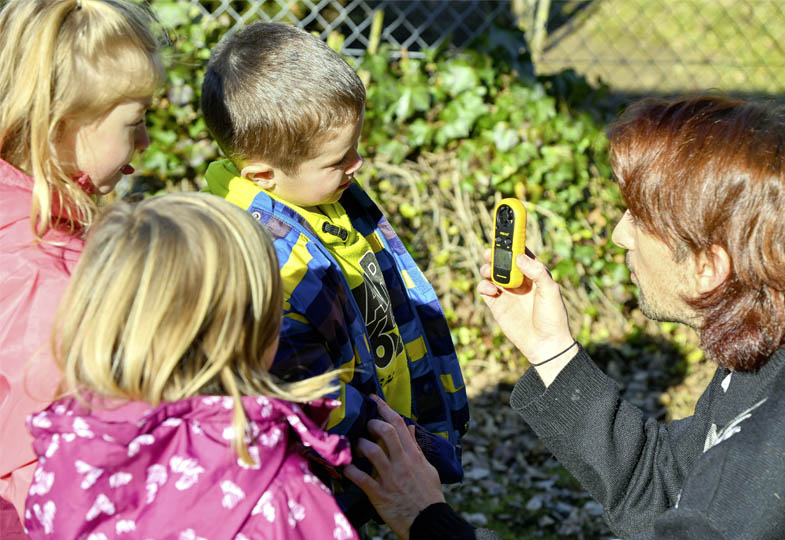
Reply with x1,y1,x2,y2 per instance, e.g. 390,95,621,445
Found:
695,244,731,293
240,162,275,190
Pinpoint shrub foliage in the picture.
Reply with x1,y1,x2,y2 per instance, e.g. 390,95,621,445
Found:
139,3,701,376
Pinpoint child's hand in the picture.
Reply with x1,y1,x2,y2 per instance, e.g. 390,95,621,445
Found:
477,248,577,381
344,395,445,540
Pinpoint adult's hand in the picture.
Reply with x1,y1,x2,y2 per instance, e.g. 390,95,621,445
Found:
478,248,577,384
343,395,445,540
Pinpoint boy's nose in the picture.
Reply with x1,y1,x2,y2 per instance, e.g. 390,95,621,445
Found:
345,149,363,175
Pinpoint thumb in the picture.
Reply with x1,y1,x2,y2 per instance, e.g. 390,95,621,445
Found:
515,252,554,285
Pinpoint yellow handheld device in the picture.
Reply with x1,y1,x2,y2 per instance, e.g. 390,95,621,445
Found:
491,198,527,288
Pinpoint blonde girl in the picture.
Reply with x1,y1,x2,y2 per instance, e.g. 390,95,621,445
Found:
25,193,359,540
0,0,164,528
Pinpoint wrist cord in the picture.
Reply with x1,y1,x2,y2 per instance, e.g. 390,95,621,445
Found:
528,340,578,367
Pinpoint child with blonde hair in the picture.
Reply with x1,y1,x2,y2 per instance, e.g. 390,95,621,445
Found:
24,193,359,539
0,0,164,531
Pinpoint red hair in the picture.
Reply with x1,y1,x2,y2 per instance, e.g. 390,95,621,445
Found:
608,95,785,371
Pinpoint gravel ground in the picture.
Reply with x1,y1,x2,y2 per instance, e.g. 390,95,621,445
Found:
444,361,616,540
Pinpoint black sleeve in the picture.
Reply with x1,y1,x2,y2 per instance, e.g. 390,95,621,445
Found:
410,503,478,540
510,345,722,538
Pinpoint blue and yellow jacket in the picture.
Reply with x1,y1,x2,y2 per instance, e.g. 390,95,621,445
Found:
204,160,470,458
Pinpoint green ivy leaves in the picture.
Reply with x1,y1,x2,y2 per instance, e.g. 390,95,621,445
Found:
135,12,700,374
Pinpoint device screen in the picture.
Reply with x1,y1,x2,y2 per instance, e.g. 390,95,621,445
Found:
495,247,512,271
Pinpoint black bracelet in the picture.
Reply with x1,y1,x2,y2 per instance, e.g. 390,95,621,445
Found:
528,340,577,367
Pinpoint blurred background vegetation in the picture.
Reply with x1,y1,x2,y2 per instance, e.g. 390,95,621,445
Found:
131,0,777,412
121,1,785,537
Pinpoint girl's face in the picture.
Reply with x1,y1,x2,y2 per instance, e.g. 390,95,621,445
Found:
60,98,152,194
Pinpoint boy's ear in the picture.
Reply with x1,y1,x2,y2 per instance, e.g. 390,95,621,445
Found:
695,244,731,294
240,162,276,190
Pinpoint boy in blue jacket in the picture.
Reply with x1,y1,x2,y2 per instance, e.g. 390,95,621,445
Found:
200,21,470,526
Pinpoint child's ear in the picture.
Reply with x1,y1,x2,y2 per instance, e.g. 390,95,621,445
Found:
241,162,275,190
695,244,731,294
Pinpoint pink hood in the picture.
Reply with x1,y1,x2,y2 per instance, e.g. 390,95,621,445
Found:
0,159,84,517
24,395,358,539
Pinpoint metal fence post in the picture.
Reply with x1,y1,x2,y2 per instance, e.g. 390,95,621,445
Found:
530,0,551,66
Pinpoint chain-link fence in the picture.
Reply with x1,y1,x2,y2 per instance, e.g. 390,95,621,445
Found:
186,0,515,57
185,0,785,99
534,0,785,98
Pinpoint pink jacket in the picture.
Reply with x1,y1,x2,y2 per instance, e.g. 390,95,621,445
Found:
0,159,83,519
24,395,359,539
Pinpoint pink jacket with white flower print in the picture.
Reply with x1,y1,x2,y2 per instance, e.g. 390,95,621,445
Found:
24,395,359,540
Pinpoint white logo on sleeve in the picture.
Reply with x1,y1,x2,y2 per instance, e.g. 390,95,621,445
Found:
704,398,767,452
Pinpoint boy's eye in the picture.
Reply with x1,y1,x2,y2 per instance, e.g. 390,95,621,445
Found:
332,146,359,168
